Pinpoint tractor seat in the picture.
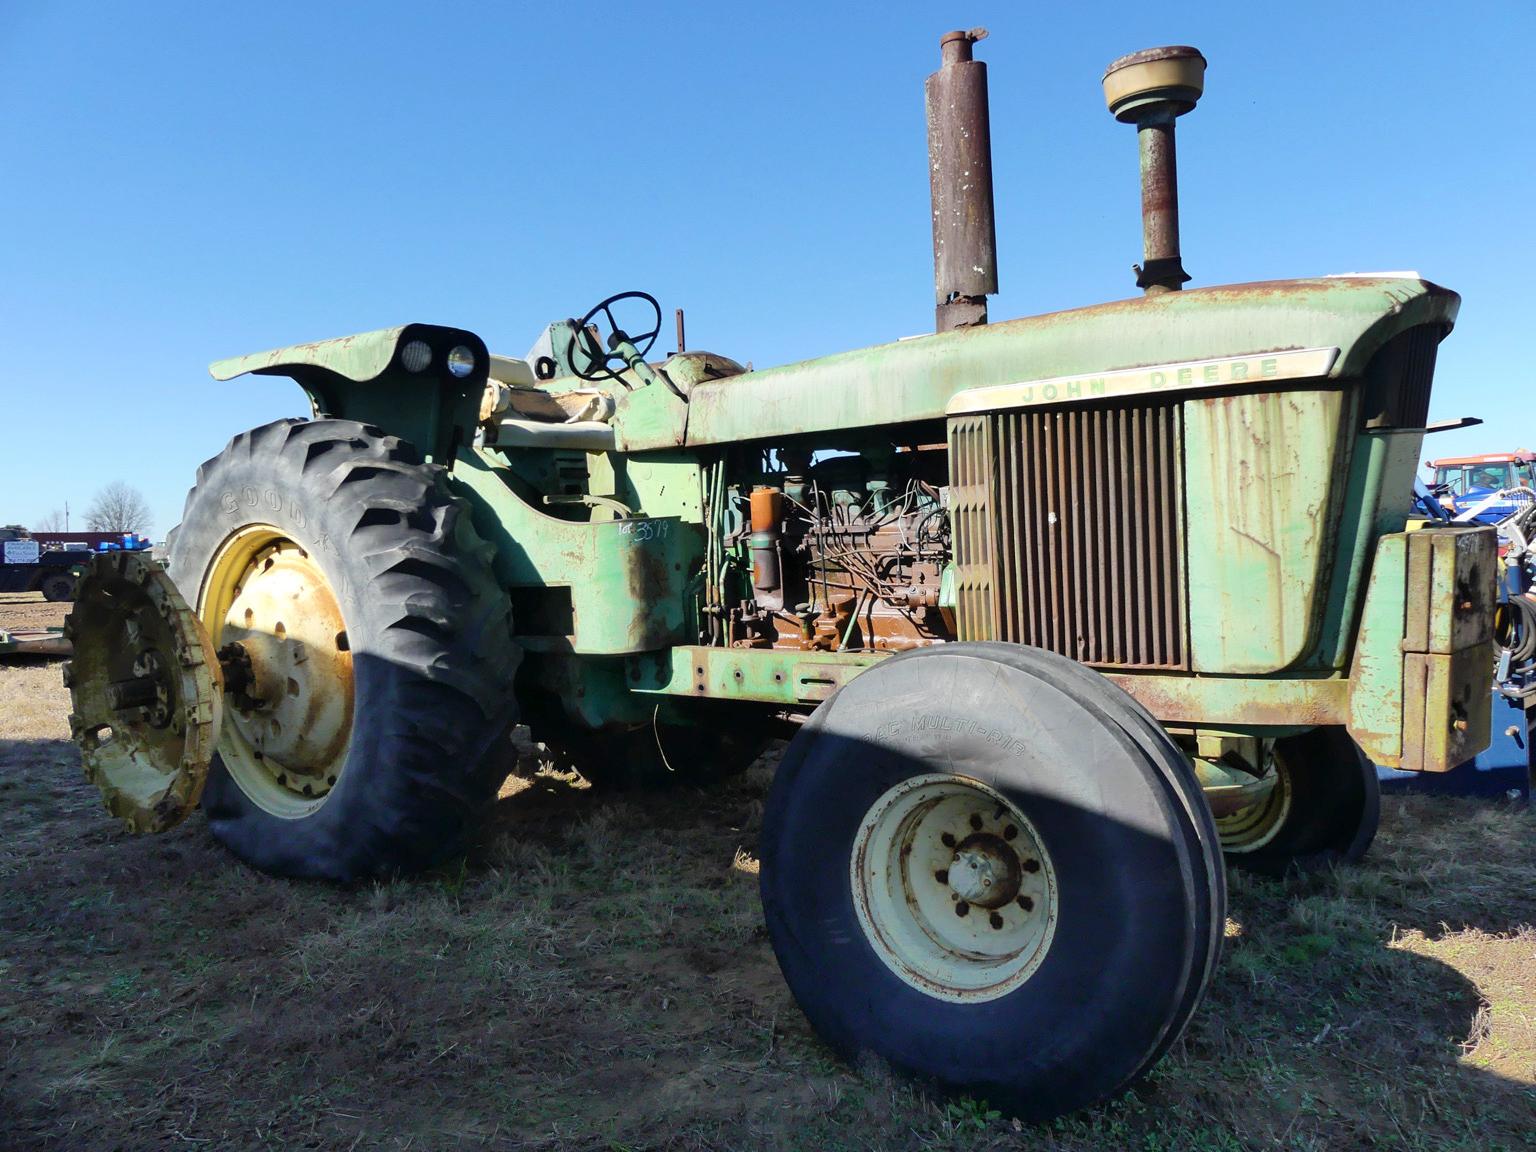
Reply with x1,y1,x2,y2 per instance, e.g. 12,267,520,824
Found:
481,355,617,425
478,350,748,439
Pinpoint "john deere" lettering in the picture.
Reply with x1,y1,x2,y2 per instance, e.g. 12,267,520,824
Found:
945,346,1340,415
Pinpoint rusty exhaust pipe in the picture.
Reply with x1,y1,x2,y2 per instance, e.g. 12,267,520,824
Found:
1102,46,1206,295
927,28,998,333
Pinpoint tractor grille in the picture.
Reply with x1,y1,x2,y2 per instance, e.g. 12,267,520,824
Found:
949,401,1189,669
1361,324,1442,430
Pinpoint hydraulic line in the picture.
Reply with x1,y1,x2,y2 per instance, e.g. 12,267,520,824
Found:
1495,596,1536,665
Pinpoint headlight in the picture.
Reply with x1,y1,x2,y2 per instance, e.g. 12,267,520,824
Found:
446,345,476,378
400,340,432,373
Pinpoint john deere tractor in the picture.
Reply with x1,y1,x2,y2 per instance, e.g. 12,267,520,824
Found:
64,36,1495,1119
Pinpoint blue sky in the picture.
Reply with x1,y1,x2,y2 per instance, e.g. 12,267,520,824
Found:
3,2,1532,537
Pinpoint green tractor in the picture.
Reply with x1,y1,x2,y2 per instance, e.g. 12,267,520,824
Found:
64,36,1495,1119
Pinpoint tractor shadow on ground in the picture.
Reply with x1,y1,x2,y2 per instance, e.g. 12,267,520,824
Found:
477,725,773,851
3,715,1534,1147
462,725,1536,1139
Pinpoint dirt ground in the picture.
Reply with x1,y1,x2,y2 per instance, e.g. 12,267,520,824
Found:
2,595,1533,1150
0,592,68,633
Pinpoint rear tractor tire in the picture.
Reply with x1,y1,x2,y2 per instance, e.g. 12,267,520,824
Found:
166,417,519,881
1215,726,1380,876
759,643,1225,1121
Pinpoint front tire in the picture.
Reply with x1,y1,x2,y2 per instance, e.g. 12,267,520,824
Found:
1217,726,1379,876
167,418,518,880
760,644,1222,1120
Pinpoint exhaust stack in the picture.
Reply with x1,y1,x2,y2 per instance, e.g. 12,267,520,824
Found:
1102,46,1206,295
927,29,998,333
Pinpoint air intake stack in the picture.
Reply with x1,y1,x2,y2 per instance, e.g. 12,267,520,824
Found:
927,29,998,332
1102,46,1206,294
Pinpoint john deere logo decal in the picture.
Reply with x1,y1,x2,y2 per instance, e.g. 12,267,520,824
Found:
946,347,1340,415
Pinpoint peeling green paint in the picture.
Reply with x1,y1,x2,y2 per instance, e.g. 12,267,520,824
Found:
1184,388,1348,672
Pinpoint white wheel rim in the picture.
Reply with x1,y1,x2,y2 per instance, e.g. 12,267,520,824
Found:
850,773,1058,1003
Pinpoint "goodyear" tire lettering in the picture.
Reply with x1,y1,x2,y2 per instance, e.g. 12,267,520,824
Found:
219,488,310,535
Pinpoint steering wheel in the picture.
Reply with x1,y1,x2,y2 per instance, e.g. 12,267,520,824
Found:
568,291,663,383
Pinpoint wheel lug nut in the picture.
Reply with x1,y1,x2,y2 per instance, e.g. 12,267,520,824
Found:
1022,858,1040,874
989,912,1004,929
969,814,983,831
941,832,956,848
1017,895,1033,912
954,901,970,917
934,869,949,884
1003,824,1018,841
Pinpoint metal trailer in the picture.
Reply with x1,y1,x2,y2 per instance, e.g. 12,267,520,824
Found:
0,536,88,601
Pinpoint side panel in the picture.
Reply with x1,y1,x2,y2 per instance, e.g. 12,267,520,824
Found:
451,448,703,655
1310,429,1426,669
1183,388,1347,672
1346,534,1409,761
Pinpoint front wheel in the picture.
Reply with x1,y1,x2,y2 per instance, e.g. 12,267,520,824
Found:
1216,726,1379,876
760,644,1223,1121
166,418,519,880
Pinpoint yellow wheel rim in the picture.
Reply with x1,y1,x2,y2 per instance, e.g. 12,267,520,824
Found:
200,525,354,819
1215,756,1292,853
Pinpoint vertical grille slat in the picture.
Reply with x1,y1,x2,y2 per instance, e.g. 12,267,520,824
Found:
1093,411,1118,666
1111,412,1128,665
1068,410,1088,661
1001,411,1021,642
949,399,1187,669
1023,413,1044,646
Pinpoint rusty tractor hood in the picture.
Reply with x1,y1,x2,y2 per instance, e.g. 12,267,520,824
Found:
609,275,1459,452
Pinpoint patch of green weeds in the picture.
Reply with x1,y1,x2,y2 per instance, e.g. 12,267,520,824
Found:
943,1095,1000,1133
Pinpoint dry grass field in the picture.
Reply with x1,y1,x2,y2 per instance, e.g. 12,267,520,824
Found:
2,590,1533,1151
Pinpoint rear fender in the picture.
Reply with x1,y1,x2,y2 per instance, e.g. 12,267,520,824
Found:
210,324,489,465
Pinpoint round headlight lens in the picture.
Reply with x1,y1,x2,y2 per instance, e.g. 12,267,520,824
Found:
399,340,432,373
446,345,476,378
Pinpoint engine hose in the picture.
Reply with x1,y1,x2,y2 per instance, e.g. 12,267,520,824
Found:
1495,596,1536,665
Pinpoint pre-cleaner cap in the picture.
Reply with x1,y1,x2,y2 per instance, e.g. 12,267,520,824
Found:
1102,46,1206,122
